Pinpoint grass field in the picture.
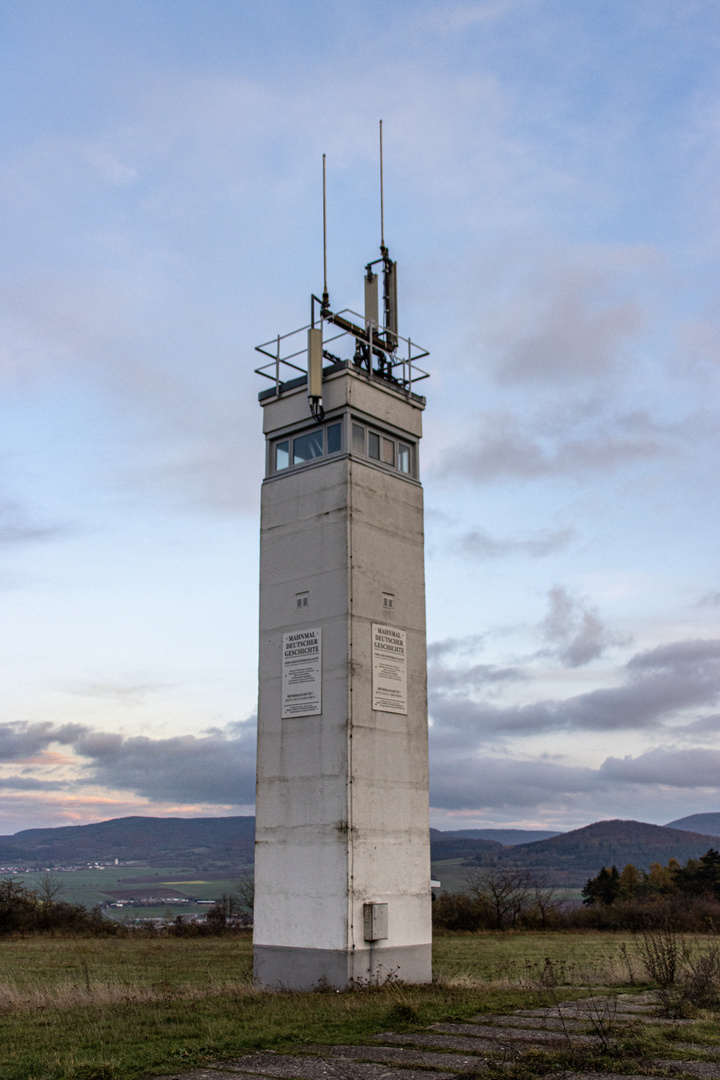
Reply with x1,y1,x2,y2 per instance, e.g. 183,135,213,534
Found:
0,930,661,1080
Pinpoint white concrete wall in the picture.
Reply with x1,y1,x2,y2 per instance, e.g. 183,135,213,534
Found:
254,366,431,983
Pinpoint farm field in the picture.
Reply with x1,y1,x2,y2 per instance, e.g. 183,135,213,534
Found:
0,930,673,1080
13,867,243,921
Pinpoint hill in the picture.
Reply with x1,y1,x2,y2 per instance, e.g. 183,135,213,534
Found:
0,815,256,870
430,828,561,845
430,835,502,861
4,815,716,881
0,818,552,870
666,812,720,836
475,819,720,884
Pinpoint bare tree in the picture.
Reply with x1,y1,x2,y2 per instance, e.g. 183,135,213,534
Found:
37,871,64,905
235,873,254,915
527,869,565,929
463,864,533,930
206,891,240,929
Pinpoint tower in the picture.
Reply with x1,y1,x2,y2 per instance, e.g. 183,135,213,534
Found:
253,148,431,990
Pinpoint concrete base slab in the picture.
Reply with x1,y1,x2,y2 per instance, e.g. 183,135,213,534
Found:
219,1053,454,1080
253,943,432,990
431,1022,595,1045
318,1044,489,1070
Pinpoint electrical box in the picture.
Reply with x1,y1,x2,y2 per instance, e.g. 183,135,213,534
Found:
307,327,323,399
363,902,388,941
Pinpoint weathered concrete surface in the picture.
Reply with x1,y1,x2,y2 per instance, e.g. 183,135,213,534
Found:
145,991,720,1079
374,1030,563,1052
255,366,431,989
430,1022,599,1045
316,1044,488,1069
205,1053,456,1080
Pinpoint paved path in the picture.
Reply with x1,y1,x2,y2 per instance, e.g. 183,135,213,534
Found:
151,992,720,1080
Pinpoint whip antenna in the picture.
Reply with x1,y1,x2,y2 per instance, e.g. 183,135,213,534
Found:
322,153,329,309
379,120,385,253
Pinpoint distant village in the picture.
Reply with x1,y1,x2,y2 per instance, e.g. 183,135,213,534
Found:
0,859,227,919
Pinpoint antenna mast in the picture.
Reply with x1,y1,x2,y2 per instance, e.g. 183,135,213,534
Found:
322,153,329,310
379,120,385,254
377,120,397,350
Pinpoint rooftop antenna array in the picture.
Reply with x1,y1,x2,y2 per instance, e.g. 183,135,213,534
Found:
255,122,429,413
306,155,328,422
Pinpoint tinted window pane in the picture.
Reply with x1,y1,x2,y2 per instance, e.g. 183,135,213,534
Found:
293,430,324,464
327,422,342,454
276,440,290,470
381,437,395,465
352,423,365,453
368,432,380,459
398,444,410,473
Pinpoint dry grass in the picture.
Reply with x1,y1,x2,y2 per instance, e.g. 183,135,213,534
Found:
0,975,260,1011
0,930,660,1080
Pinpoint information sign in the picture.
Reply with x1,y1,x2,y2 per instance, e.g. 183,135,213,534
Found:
282,627,322,718
372,623,408,714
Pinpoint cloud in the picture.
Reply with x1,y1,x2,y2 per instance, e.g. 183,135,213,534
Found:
0,777,68,791
488,250,656,385
0,723,89,762
428,634,525,701
430,754,600,812
434,409,669,483
427,635,487,662
66,680,171,706
540,584,622,666
0,498,68,547
601,746,720,789
697,591,720,608
74,722,257,805
0,718,257,807
429,637,720,738
457,527,574,559
429,742,720,818
430,662,526,695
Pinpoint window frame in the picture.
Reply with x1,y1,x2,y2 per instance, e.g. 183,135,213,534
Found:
271,418,344,475
350,418,416,479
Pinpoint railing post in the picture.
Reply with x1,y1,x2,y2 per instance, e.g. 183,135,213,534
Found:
275,334,280,394
407,339,412,395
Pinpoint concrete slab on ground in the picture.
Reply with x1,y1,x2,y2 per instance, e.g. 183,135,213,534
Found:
144,990,720,1080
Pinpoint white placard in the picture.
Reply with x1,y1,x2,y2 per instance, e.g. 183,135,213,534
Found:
372,623,408,714
282,627,322,718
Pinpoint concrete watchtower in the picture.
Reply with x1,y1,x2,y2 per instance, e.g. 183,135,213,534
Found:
253,152,431,990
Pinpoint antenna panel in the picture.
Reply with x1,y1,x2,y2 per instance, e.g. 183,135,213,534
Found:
307,328,323,399
364,272,379,328
386,261,398,346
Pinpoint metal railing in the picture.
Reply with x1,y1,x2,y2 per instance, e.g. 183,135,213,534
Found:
255,308,429,396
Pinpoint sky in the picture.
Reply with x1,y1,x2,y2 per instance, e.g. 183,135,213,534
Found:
1,0,720,836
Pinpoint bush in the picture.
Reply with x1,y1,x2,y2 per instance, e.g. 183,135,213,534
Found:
432,891,486,932
636,918,720,1016
0,878,122,936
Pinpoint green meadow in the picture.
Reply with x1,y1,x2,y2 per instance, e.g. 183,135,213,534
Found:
0,930,680,1080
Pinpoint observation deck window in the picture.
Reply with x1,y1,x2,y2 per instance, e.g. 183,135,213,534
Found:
351,421,416,478
293,429,324,465
352,423,365,454
327,422,342,455
276,440,290,471
272,420,344,474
